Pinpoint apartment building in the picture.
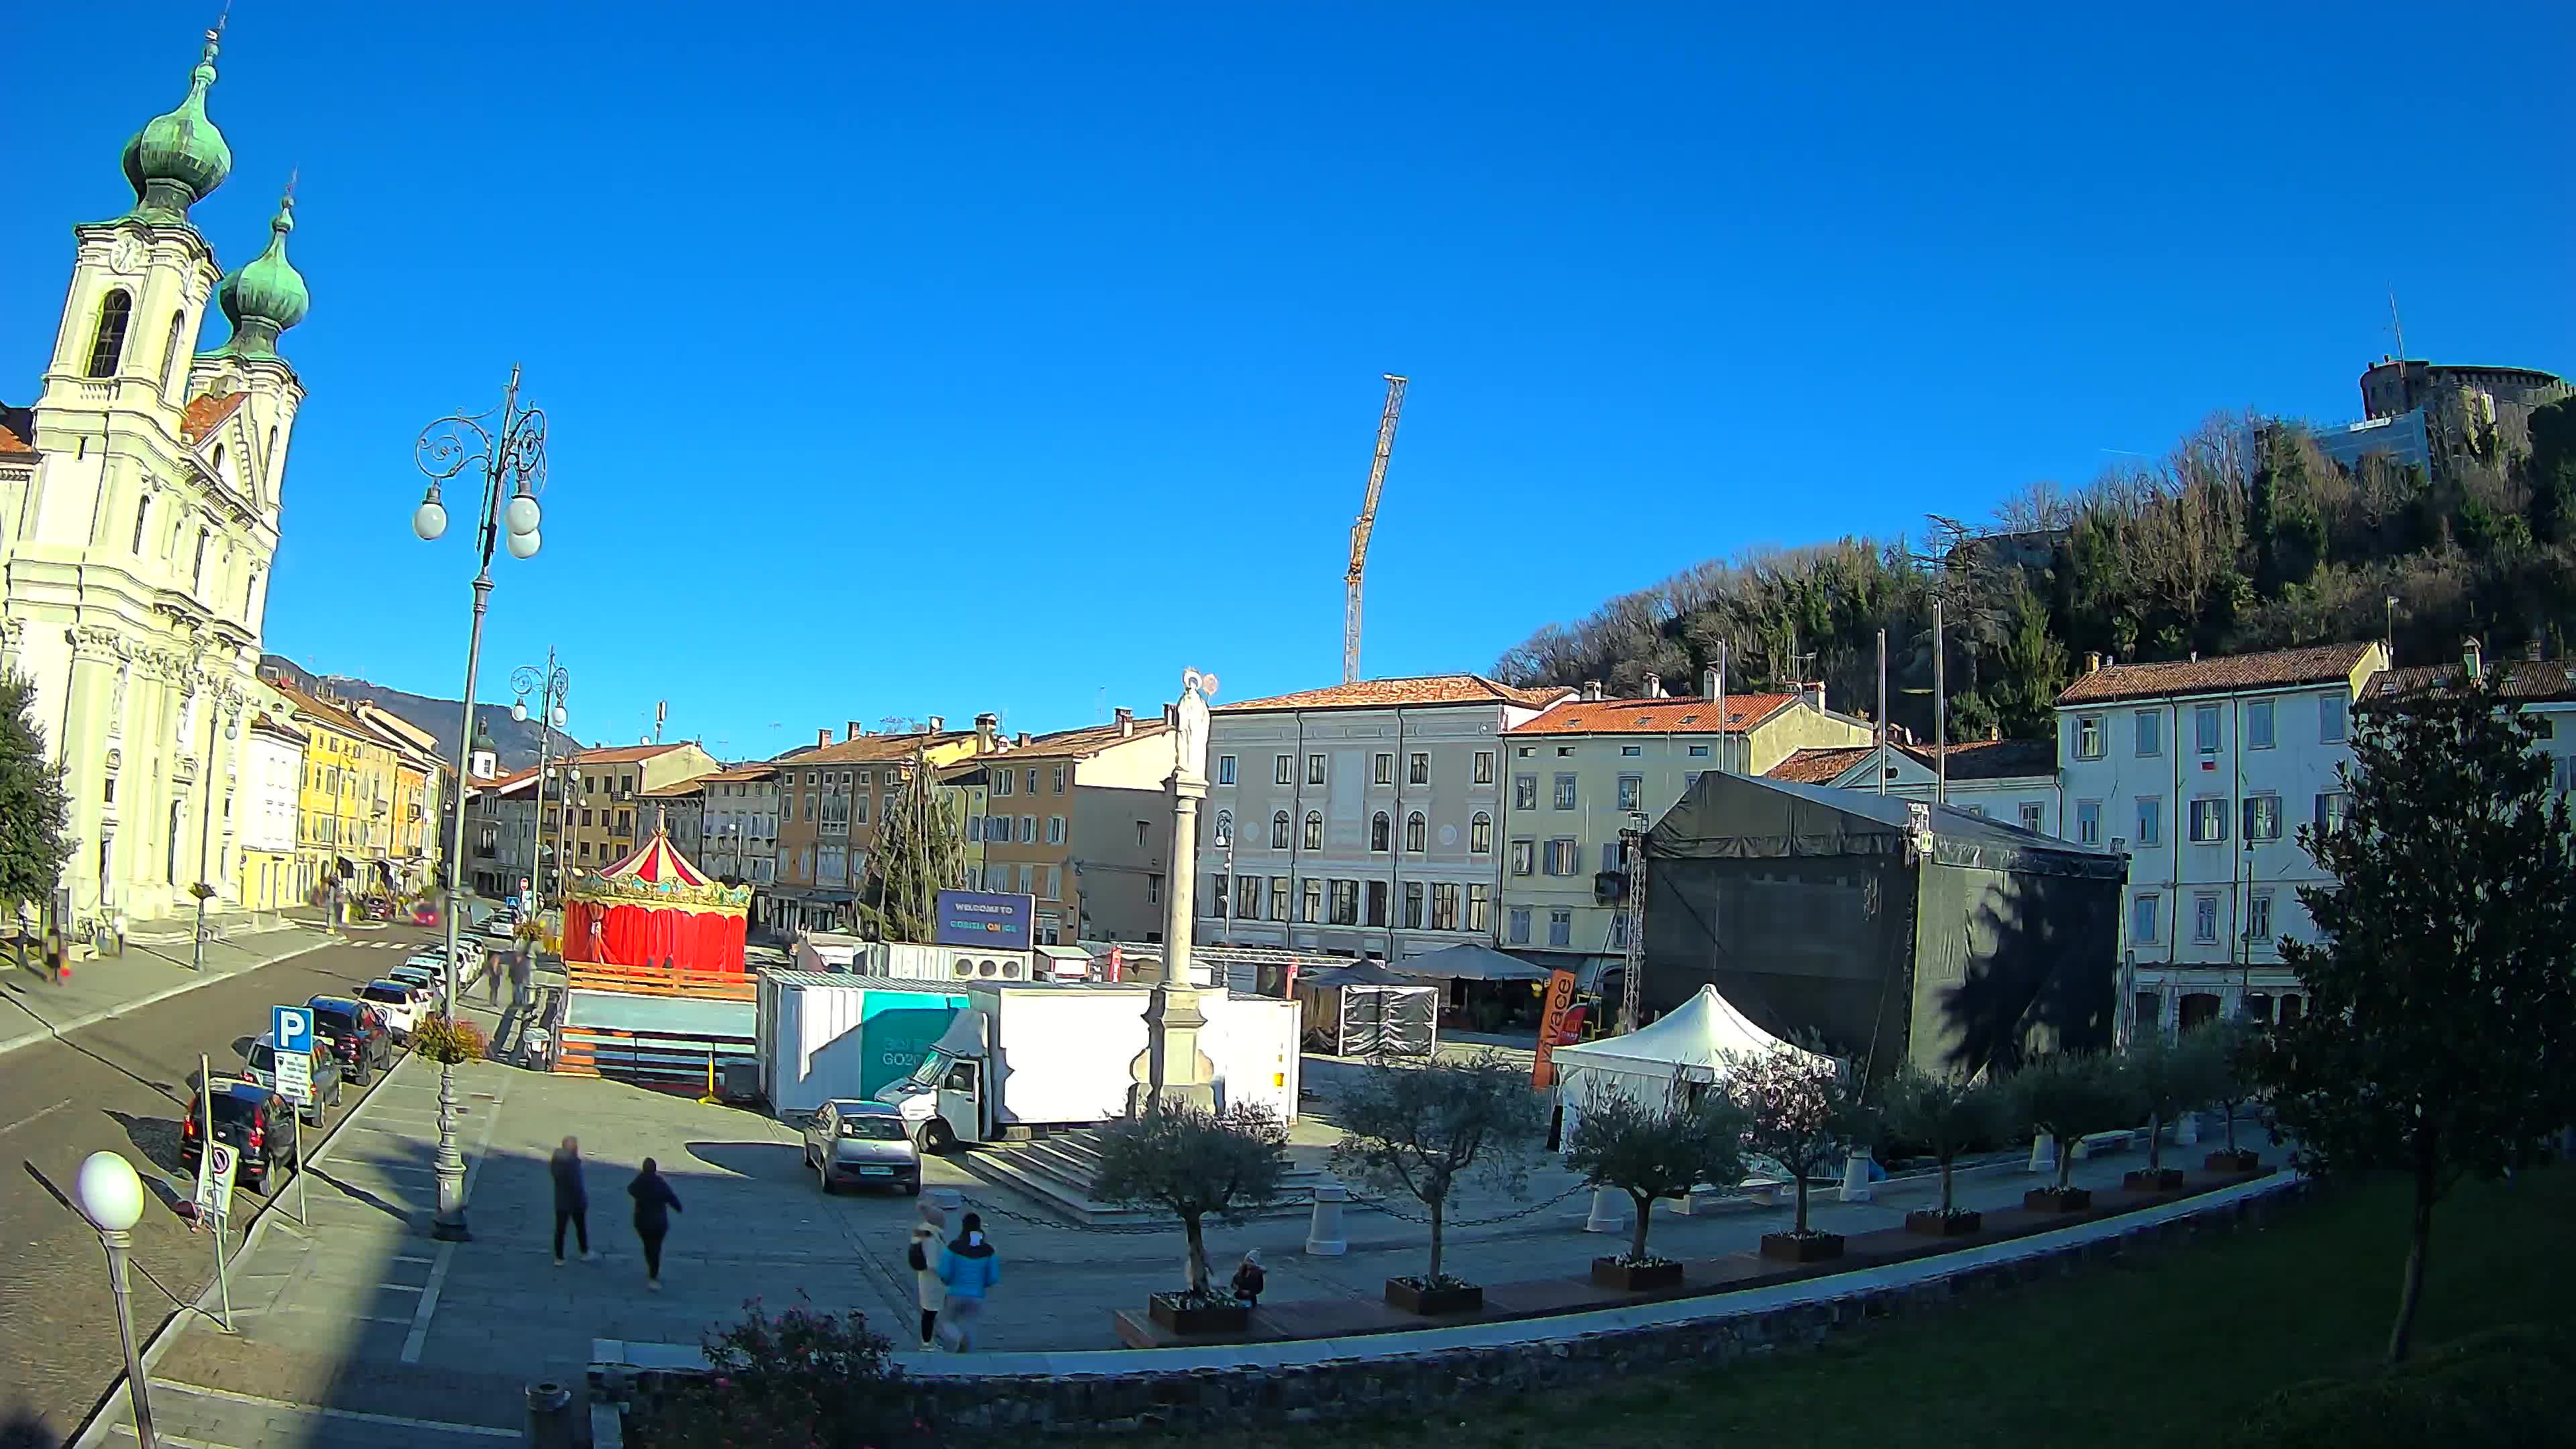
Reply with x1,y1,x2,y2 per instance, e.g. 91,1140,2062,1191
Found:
2055,641,2389,1034
1496,669,1874,976
1772,737,2062,835
555,741,721,877
968,709,1174,945
687,763,784,924
236,708,305,911
2373,639,2576,790
272,680,402,900
1199,675,1567,959
771,721,982,934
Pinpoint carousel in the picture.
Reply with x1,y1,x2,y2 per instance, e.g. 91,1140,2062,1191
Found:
561,810,752,975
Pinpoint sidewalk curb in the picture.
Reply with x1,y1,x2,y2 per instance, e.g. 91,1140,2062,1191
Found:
65,1049,437,1449
0,932,339,1063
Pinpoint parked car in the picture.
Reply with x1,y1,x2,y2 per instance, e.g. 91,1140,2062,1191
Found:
384,967,440,1005
182,1079,297,1193
801,1099,922,1196
241,1030,345,1124
308,996,393,1082
357,980,422,1041
482,914,519,943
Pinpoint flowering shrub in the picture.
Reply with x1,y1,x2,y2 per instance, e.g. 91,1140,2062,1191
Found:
642,1298,934,1449
411,1014,488,1065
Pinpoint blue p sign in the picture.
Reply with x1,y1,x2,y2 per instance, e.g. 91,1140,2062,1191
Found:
273,1006,313,1057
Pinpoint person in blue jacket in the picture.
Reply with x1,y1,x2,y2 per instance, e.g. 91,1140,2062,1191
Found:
935,1212,1000,1350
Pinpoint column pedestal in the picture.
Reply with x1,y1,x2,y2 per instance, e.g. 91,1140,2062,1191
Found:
1305,1184,1348,1256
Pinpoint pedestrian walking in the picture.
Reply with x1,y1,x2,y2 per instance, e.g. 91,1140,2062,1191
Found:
627,1157,684,1290
550,1136,592,1265
907,1210,947,1350
1230,1248,1265,1307
934,1212,1000,1350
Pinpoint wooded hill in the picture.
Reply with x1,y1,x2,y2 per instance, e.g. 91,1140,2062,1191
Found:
1493,397,2576,745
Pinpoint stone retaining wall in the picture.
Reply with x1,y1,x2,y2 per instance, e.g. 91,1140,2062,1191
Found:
596,1175,2310,1440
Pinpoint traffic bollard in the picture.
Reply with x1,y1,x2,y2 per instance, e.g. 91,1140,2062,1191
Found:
524,1381,574,1448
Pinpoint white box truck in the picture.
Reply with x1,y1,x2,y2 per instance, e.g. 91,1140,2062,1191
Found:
871,983,1300,1152
757,973,971,1117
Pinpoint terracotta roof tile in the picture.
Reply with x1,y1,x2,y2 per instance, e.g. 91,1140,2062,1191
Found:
699,764,780,783
1217,674,1572,714
555,743,696,766
180,391,246,444
2372,657,2576,704
1769,747,1876,784
782,731,971,766
0,405,34,455
2055,642,2378,706
992,718,1173,761
1509,693,1800,736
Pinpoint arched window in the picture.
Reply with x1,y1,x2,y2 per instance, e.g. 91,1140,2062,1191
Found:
1405,811,1427,853
1370,811,1390,853
130,494,151,553
1302,811,1323,851
1213,808,1232,847
1470,811,1493,854
191,527,209,591
1270,811,1291,849
87,290,133,378
166,798,184,884
158,310,186,390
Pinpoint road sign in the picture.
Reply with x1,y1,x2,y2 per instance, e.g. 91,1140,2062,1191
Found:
195,1140,238,1220
273,1005,314,1057
274,1049,313,1106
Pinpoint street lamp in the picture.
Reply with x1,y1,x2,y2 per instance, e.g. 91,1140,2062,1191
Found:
413,366,548,1242
511,651,572,914
76,1150,156,1449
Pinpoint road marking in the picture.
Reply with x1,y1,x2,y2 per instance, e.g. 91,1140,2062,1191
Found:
151,1381,517,1438
376,1282,425,1293
0,1097,74,1137
391,1253,435,1265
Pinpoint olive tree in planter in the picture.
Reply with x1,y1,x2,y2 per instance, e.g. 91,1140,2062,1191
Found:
1330,1054,1546,1316
1563,1071,1748,1290
2125,1026,2222,1191
1092,1102,1291,1336
2011,1051,2140,1212
1726,1042,1868,1263
1878,1064,2001,1236
2200,1018,2263,1173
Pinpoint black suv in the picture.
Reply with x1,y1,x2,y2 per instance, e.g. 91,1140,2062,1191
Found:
182,1079,297,1193
308,996,393,1083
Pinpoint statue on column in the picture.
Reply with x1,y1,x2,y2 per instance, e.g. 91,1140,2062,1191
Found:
1131,667,1221,1115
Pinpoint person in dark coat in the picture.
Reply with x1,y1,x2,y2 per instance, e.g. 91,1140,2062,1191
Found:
627,1158,684,1290
550,1136,591,1264
1230,1248,1265,1306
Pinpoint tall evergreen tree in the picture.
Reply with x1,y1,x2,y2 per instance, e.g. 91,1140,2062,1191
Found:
2259,667,2576,1364
854,753,970,943
0,670,72,914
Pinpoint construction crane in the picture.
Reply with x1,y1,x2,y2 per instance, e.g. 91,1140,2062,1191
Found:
1343,374,1411,685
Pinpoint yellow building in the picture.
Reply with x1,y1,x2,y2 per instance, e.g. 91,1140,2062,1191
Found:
272,680,404,902
555,742,722,875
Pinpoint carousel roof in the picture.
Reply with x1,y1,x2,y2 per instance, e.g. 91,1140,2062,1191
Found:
568,809,749,914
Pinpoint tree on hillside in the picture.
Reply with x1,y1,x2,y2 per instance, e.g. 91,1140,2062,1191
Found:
1093,1102,1291,1299
2523,396,2576,546
0,671,71,918
854,755,971,944
2257,667,2576,1364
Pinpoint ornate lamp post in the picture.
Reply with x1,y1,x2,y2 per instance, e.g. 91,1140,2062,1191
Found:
413,367,547,1242
76,1150,156,1448
511,651,570,911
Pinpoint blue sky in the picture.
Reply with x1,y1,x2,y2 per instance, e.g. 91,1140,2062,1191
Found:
7,1,2569,760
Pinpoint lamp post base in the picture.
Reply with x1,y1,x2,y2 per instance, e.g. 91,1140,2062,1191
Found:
431,1057,472,1241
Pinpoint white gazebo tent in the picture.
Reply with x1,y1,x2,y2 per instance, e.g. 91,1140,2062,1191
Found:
1548,982,1837,1128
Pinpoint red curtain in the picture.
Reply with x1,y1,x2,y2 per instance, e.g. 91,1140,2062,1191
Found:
564,900,745,975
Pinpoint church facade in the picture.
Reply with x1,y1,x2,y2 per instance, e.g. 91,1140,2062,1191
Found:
0,29,312,926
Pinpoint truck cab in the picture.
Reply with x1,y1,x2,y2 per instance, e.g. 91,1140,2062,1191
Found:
875,1010,991,1152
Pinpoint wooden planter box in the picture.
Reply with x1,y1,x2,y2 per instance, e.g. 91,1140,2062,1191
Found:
1591,1256,1684,1291
1759,1231,1845,1263
2024,1187,2092,1213
1905,1209,1984,1237
2204,1149,2261,1173
1146,1295,1249,1336
1384,1278,1483,1316
2123,1167,2186,1192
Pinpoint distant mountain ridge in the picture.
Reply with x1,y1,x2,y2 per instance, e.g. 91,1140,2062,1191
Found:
258,655,578,772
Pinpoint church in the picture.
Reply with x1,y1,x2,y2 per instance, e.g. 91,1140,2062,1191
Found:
0,28,311,927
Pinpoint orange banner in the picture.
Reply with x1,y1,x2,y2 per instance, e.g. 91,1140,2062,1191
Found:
1531,969,1579,1091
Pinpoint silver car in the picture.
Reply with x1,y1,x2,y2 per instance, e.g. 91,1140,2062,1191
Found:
800,1099,921,1197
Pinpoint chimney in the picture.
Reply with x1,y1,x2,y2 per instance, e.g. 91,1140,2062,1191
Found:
1016,731,1031,747
1642,672,1664,698
2523,638,2542,663
927,714,945,733
1701,666,1719,699
845,720,862,742
975,712,999,751
2084,651,2102,674
816,728,831,749
2463,636,2484,682
1581,680,1604,702
1115,706,1134,737
1803,682,1825,712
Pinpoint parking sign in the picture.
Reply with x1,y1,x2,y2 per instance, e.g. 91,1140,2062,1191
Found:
273,1006,313,1057
195,1141,238,1220
274,1049,313,1106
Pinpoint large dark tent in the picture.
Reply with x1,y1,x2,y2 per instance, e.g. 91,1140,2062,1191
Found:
1642,772,2123,1081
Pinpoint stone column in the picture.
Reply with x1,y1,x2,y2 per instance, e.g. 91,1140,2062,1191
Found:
1304,1183,1348,1255
1839,1148,1876,1203
1133,668,1220,1115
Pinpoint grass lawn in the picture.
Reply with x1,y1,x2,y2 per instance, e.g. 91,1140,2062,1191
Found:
1105,1167,2575,1449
